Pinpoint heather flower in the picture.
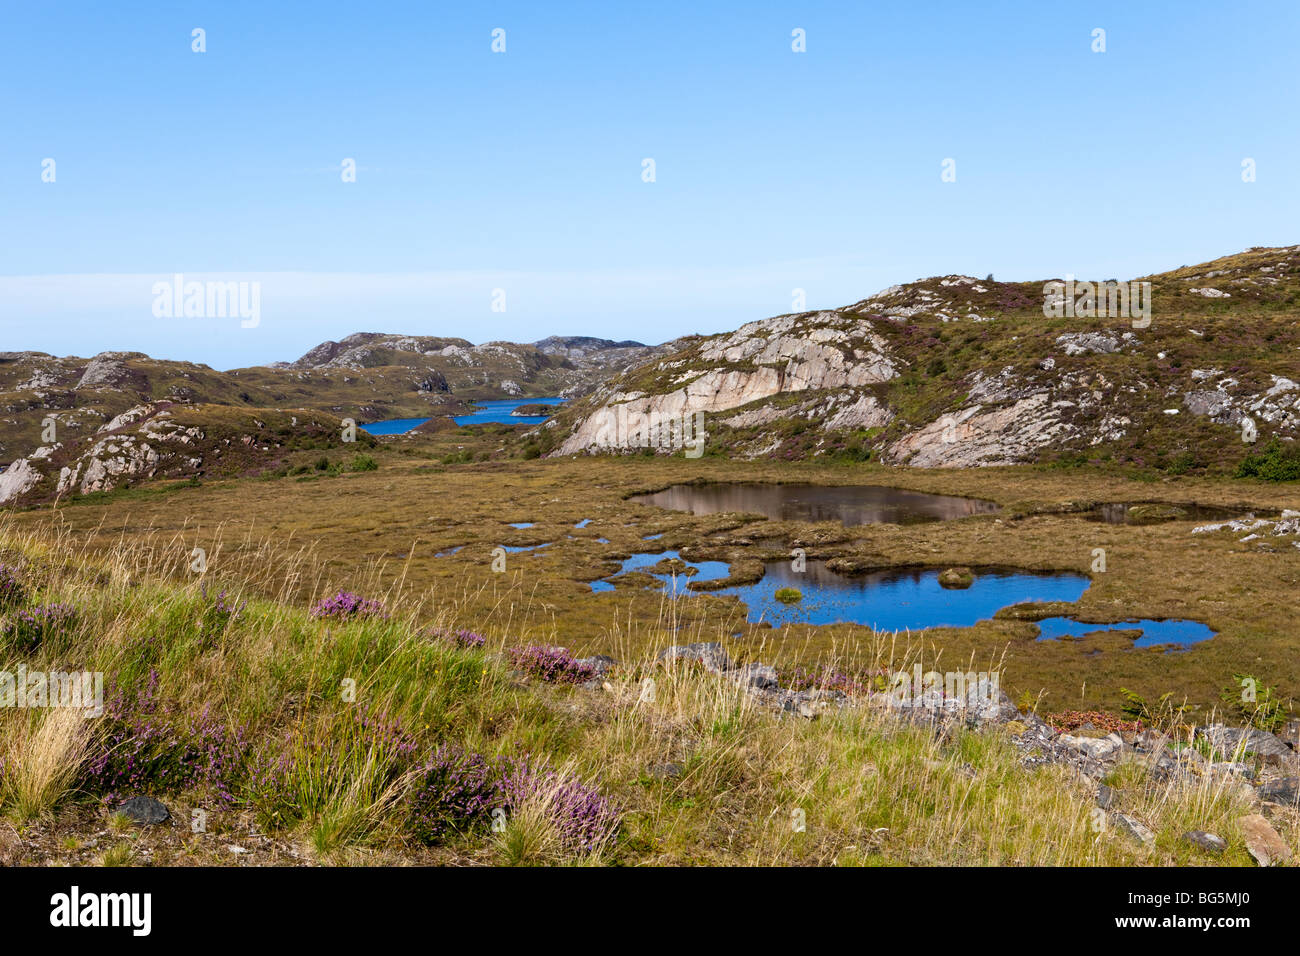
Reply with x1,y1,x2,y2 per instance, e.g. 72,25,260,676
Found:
407,745,503,844
81,671,249,806
1,602,77,651
311,590,387,620
0,564,26,609
406,747,620,854
351,704,419,763
199,584,246,647
498,755,621,854
507,645,595,684
428,627,486,650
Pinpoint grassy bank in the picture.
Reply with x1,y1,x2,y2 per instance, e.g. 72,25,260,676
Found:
0,520,1287,866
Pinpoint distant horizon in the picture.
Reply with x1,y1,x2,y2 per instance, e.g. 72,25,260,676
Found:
5,238,1294,371
3,239,1295,370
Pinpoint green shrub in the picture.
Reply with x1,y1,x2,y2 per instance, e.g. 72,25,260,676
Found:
1235,439,1300,481
349,453,378,472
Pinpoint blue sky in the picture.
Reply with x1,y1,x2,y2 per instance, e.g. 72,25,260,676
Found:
2,0,1296,368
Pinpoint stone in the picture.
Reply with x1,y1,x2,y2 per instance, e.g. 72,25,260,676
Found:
1060,732,1123,760
656,642,732,674
728,662,779,690
1096,785,1116,809
1279,719,1300,750
1056,332,1121,356
1200,724,1293,764
648,763,682,780
1182,830,1226,854
1210,762,1254,779
575,654,617,677
1018,711,1057,741
1238,813,1292,866
117,795,170,826
1112,813,1155,847
1135,727,1170,752
1260,776,1300,806
558,312,898,456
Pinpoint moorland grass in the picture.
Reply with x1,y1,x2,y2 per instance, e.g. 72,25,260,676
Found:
0,519,1289,866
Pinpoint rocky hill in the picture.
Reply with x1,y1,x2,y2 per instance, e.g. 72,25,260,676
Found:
541,245,1300,474
0,401,366,507
269,331,673,399
0,333,676,474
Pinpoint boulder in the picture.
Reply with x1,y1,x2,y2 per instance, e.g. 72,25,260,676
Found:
1059,732,1124,761
575,654,617,677
1260,776,1300,806
0,457,43,506
1182,831,1226,854
117,795,170,826
1238,813,1292,866
656,642,732,674
1112,813,1155,847
1199,724,1293,764
728,662,779,690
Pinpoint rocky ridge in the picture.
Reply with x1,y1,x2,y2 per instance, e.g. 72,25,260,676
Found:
542,245,1300,472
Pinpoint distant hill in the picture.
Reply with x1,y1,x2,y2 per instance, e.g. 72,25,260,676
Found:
0,331,678,504
0,332,678,472
541,245,1300,473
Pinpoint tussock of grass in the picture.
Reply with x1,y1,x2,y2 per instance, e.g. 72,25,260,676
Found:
1,707,94,821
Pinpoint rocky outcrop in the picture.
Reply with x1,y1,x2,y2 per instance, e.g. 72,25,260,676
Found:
53,406,202,496
542,245,1300,467
0,458,44,505
556,312,898,455
1,403,355,507
886,394,1075,467
75,352,146,389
